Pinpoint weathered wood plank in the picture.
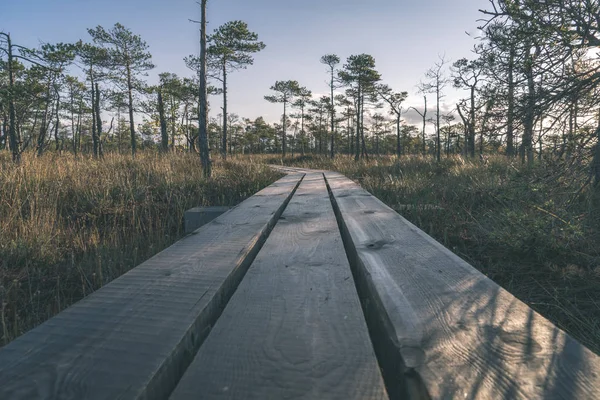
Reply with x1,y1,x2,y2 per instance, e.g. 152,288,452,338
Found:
325,171,600,400
170,173,388,400
0,173,303,400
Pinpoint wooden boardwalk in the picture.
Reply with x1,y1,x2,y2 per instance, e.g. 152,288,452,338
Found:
0,168,599,399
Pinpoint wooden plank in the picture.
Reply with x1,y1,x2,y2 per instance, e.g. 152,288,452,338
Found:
268,165,324,175
0,173,303,400
170,173,388,400
324,171,600,400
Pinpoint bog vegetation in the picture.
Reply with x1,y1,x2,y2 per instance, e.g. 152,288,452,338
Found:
0,153,281,344
1,0,599,352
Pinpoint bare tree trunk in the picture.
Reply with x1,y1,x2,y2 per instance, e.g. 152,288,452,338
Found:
198,0,211,176
355,89,361,161
538,97,543,161
222,62,228,160
170,96,176,151
184,103,191,152
318,114,323,155
282,100,287,158
54,89,61,152
91,70,99,157
593,109,600,186
436,81,441,162
360,97,368,161
126,64,136,157
70,85,76,155
522,50,535,165
349,112,354,156
456,103,467,157
117,107,121,154
6,34,21,162
422,96,427,155
158,89,168,152
396,114,401,157
506,44,515,157
330,71,335,159
95,83,103,157
1,112,8,151
291,123,297,157
76,102,82,155
301,105,305,157
468,87,476,158
37,81,52,157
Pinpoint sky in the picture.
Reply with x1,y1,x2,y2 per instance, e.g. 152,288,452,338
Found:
2,0,492,125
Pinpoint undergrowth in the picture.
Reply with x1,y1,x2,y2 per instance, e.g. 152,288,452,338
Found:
0,152,281,345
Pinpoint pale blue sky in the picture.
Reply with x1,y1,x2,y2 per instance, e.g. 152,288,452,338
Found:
3,0,490,123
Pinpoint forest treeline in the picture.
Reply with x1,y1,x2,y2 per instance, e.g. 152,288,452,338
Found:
1,0,600,184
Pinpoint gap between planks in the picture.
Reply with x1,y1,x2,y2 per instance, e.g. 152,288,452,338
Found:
170,173,388,400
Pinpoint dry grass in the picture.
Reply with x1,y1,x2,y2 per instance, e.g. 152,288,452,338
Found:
266,154,600,355
0,152,282,345
3,150,599,356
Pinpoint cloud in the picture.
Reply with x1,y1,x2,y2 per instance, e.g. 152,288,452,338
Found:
403,107,426,125
402,102,459,126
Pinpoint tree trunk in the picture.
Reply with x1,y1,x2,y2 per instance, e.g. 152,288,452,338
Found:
37,80,52,157
330,71,335,159
355,88,361,161
591,109,600,186
6,34,20,162
436,83,441,162
158,89,168,152
446,126,450,156
91,75,99,157
1,113,8,151
126,64,136,157
117,107,122,154
522,53,535,165
422,95,427,155
469,86,476,158
593,122,600,187
396,115,401,157
70,85,76,155
282,100,287,158
75,101,82,156
301,105,305,157
95,82,103,157
506,44,515,157
54,89,60,152
360,96,368,160
170,96,176,151
198,0,211,176
318,115,323,154
222,62,228,160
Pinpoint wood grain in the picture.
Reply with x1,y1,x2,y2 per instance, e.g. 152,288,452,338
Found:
324,171,600,400
170,173,388,400
0,173,303,400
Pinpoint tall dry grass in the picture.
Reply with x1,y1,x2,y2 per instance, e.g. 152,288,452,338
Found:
266,154,600,354
0,152,281,345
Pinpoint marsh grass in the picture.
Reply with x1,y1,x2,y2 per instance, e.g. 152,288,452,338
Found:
266,154,600,354
0,152,281,345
